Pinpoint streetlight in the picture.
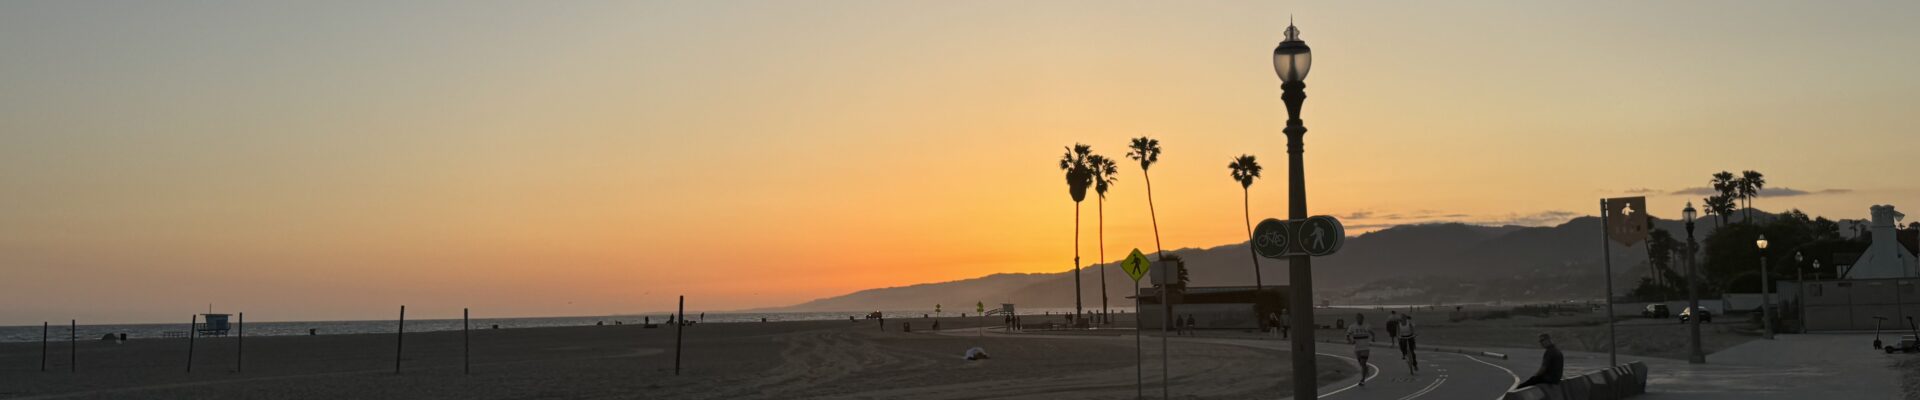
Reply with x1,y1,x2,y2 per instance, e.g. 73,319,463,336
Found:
1757,234,1774,339
1814,260,1822,280
1684,202,1704,363
1273,20,1318,400
1796,252,1805,333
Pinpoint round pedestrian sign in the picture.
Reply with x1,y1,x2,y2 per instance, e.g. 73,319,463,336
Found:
1299,215,1345,256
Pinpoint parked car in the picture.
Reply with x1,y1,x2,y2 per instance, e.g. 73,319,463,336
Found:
1679,306,1714,323
1642,304,1671,319
1885,335,1919,354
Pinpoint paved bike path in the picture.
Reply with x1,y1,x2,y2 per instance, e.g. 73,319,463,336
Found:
949,328,1520,400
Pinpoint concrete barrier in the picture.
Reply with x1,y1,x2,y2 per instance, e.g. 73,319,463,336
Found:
1509,362,1649,400
1587,369,1616,400
1503,386,1550,400
1560,378,1592,400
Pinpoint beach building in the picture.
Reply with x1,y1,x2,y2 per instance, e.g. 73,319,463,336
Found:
1795,205,1920,331
1847,205,1918,279
1134,286,1287,330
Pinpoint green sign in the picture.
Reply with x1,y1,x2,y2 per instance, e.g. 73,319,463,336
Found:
936,304,942,313
1250,216,1345,257
1300,215,1345,256
976,301,984,313
1122,248,1151,282
1253,218,1291,258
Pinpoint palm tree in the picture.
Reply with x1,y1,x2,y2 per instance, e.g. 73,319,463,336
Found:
1089,154,1119,324
1229,154,1264,291
1709,171,1737,227
1703,194,1736,229
1059,144,1094,322
1126,137,1165,260
1738,170,1765,224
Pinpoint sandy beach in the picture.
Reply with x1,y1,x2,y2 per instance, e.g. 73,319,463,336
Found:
1,315,1351,399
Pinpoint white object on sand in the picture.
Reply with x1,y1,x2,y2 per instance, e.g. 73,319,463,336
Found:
964,347,990,361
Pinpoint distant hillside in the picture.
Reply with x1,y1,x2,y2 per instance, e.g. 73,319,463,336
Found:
761,212,1761,312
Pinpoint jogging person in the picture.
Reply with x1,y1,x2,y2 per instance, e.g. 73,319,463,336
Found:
1346,313,1375,386
1399,314,1419,373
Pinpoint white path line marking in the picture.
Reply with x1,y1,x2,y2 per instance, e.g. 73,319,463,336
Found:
1396,376,1447,400
1455,352,1521,400
1317,352,1381,399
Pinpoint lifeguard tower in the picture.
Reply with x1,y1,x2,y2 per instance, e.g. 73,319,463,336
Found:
198,314,232,336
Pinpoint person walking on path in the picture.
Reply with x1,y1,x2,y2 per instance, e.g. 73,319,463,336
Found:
1267,312,1282,338
1516,333,1564,389
1398,314,1419,373
1345,313,1375,387
1385,311,1401,354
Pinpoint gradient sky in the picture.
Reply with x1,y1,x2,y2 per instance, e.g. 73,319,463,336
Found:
4,1,1918,325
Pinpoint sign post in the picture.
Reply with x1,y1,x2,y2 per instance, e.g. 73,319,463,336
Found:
1122,248,1150,399
1601,196,1649,367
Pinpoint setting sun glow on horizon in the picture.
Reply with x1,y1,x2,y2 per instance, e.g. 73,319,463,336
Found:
4,1,1918,325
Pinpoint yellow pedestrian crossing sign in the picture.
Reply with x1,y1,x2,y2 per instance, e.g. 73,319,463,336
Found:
1122,248,1151,282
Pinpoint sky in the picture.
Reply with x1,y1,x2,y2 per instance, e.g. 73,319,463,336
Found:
3,1,1918,325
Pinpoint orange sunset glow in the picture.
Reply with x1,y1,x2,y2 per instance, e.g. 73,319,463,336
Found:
5,1,1919,326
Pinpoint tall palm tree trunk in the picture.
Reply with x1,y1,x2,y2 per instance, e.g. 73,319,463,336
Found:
1144,171,1164,259
1098,197,1109,325
1244,188,1262,291
1074,201,1083,322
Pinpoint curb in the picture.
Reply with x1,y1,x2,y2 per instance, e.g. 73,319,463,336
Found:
1316,338,1510,360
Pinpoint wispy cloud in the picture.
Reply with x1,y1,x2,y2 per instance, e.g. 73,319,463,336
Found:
1475,210,1580,226
1620,188,1662,194
1336,209,1582,230
1669,187,1851,197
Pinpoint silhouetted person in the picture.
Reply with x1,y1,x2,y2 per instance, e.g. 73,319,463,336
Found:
1517,333,1564,389
1399,314,1419,373
1267,312,1282,338
1386,311,1401,352
1185,315,1197,333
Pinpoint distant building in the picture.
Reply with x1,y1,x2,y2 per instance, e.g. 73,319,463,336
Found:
1800,205,1920,331
1134,286,1286,330
1847,205,1918,279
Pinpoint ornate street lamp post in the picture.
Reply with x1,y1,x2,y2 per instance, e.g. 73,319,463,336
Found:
1273,20,1317,400
1796,252,1806,333
1757,235,1774,339
1685,202,1705,363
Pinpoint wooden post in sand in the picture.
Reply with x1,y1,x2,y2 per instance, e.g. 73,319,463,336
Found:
237,312,244,372
69,320,75,372
187,314,197,373
463,308,470,375
674,296,684,376
395,306,406,374
41,322,48,372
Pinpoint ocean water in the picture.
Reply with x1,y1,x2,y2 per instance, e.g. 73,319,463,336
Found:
0,307,1119,343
